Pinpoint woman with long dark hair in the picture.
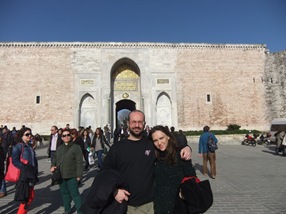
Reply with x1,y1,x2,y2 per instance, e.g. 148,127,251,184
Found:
70,128,85,155
149,125,196,214
91,128,109,169
12,127,38,214
81,129,91,170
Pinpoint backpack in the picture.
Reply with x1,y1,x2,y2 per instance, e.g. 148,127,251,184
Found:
207,134,218,153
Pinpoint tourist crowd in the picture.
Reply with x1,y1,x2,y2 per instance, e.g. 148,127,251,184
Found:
0,117,215,214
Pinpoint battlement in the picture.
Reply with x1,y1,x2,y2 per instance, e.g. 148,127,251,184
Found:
0,42,266,50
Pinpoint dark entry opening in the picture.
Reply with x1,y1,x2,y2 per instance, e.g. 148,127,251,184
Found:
116,100,136,129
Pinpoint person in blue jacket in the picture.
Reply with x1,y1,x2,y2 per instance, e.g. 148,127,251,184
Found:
198,126,218,179
12,127,38,214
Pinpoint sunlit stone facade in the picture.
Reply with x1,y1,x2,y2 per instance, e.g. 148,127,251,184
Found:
0,42,285,134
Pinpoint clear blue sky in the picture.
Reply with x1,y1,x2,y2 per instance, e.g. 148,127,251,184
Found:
0,0,285,52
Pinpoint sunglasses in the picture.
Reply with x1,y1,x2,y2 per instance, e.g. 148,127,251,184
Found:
24,133,32,137
62,134,71,137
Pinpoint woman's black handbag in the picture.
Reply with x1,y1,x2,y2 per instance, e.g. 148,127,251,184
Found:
51,166,62,185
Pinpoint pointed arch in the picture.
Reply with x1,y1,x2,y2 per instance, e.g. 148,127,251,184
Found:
110,58,141,131
79,93,94,109
156,92,172,126
79,93,96,128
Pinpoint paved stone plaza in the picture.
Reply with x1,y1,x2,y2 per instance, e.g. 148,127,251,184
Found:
1,141,286,214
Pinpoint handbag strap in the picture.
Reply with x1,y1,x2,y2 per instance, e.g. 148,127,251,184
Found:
11,143,26,165
181,176,201,184
19,143,24,158
19,143,25,161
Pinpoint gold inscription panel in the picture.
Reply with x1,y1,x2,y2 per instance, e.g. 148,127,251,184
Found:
114,80,138,91
80,79,94,85
157,79,170,84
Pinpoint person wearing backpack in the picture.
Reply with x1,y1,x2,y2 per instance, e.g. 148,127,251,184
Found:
198,126,218,179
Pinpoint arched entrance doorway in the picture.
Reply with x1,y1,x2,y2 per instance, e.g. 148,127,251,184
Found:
111,58,141,131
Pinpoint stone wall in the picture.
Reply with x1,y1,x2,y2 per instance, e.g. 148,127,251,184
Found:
0,45,75,133
0,42,281,134
175,46,268,130
264,51,286,119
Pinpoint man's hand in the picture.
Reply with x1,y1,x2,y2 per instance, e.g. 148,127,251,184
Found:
199,153,203,158
180,146,192,160
114,188,130,203
50,166,57,172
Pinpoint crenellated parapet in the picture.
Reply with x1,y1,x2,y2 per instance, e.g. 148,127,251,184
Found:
0,42,266,50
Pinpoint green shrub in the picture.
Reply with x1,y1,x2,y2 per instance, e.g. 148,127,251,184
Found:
184,129,261,136
227,124,241,131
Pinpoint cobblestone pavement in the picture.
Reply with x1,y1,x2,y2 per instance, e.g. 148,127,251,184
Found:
1,142,285,214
